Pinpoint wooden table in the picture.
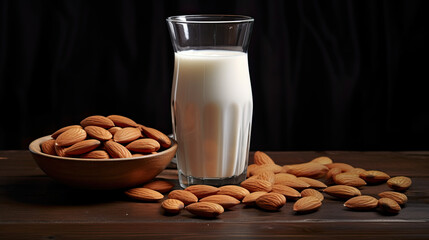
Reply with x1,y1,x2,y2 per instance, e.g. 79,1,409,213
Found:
1,151,428,239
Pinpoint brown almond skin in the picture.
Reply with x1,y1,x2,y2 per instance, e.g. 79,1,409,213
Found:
301,189,324,201
255,192,286,211
107,115,138,127
253,151,276,165
326,163,354,172
240,178,272,192
297,177,327,189
293,196,322,213
242,191,267,206
114,127,142,144
323,185,361,199
41,139,56,155
184,185,220,199
251,171,276,184
270,184,301,199
55,128,87,147
51,125,82,139
104,140,132,158
54,144,67,157
387,176,412,191
185,202,224,218
168,190,198,205
108,127,122,135
81,115,115,129
126,138,161,153
333,173,367,187
65,139,101,155
143,180,174,193
124,188,164,202
344,195,379,210
80,150,110,159
161,199,184,214
379,197,401,214
249,164,284,176
139,125,171,148
217,185,250,201
359,170,391,184
200,195,240,209
84,126,112,141
309,156,333,165
287,162,329,178
378,191,408,205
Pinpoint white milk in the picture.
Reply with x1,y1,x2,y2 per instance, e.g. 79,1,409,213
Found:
171,50,253,178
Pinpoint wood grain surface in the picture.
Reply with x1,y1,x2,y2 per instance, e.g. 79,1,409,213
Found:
1,151,428,239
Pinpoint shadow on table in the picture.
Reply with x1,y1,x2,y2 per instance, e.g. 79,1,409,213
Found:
3,175,128,206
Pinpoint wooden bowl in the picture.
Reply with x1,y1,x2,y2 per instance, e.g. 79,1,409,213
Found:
29,135,177,190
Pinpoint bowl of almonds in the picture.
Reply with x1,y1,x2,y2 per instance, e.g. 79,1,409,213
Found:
29,115,177,190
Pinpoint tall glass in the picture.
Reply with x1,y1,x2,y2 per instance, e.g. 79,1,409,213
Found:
166,15,254,188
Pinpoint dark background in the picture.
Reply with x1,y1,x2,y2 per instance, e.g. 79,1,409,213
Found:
1,0,428,151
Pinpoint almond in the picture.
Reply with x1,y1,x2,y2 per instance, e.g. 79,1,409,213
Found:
326,167,342,180
249,164,284,176
387,176,412,191
104,140,132,158
217,185,250,201
347,168,366,176
309,156,333,165
80,150,110,159
200,194,240,209
378,197,401,214
270,184,301,199
55,127,87,147
323,185,361,199
287,162,328,178
359,170,390,184
247,164,259,177
255,192,286,211
41,139,56,155
297,177,327,189
124,188,164,202
84,126,112,141
240,178,272,192
300,189,324,201
139,125,171,148
274,173,297,184
274,178,310,190
114,127,142,144
107,115,138,127
242,191,267,206
186,202,224,218
65,139,101,155
184,185,219,199
161,199,184,214
344,195,379,210
333,173,367,187
108,126,122,135
51,125,82,139
54,144,67,157
293,196,322,212
80,115,115,129
253,151,275,165
168,190,198,205
326,163,354,172
126,138,160,153
378,191,408,205
143,180,175,193
250,171,275,184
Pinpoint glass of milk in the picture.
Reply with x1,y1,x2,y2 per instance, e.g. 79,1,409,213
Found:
166,15,254,188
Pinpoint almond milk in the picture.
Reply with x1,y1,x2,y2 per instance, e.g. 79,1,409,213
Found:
171,50,253,179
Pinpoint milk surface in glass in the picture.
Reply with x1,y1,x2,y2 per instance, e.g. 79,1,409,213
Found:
171,50,253,179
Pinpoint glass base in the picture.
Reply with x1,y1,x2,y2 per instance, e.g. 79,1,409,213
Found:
178,169,247,188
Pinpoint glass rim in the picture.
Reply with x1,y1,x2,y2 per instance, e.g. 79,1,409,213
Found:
166,14,254,24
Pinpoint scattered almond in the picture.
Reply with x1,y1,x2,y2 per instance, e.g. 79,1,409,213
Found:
309,156,333,165
200,194,240,209
143,180,174,193
255,192,286,211
333,173,367,187
249,164,284,176
253,151,276,165
293,196,322,213
344,195,378,210
274,178,310,190
300,189,324,201
387,176,412,191
378,191,408,205
379,197,401,214
217,185,250,201
161,199,184,214
251,171,275,184
326,167,342,181
324,185,361,199
297,177,327,189
287,162,328,178
270,184,301,199
184,185,220,199
124,188,164,202
242,191,267,206
326,163,354,172
240,178,272,192
168,190,198,205
359,170,390,184
185,202,224,218
347,168,366,176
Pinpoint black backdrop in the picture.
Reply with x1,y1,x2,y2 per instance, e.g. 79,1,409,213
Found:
1,0,428,151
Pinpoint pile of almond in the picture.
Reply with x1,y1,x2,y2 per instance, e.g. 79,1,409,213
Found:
40,115,171,159
124,151,412,218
